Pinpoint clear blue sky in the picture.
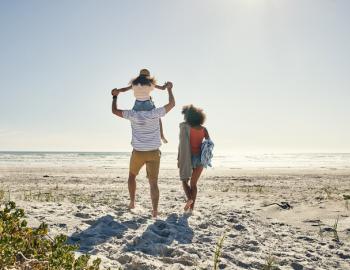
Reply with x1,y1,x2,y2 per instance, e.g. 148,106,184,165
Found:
1,0,349,153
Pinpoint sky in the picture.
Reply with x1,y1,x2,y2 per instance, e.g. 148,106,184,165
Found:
0,0,349,153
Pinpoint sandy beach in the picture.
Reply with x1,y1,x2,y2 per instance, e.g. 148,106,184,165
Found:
1,156,350,270
2,0,350,268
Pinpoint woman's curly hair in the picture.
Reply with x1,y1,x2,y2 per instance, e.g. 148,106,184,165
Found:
182,105,206,127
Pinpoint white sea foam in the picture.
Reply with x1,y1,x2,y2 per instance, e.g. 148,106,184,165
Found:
0,152,349,170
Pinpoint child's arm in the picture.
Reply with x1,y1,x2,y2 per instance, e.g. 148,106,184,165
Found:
114,85,132,93
154,82,168,90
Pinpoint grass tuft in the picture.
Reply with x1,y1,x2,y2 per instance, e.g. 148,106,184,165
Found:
332,216,340,242
213,233,226,270
263,254,277,270
0,189,4,202
322,186,333,199
343,194,350,210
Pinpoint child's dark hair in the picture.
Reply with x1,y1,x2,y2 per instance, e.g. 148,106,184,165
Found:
182,105,206,127
130,75,156,86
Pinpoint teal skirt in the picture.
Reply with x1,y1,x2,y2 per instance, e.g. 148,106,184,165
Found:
191,154,203,169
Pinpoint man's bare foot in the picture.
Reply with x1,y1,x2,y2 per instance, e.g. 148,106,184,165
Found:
152,210,158,218
184,200,193,211
161,137,168,144
129,201,135,209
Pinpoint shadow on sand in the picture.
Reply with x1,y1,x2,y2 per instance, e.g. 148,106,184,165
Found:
68,214,146,253
125,213,194,256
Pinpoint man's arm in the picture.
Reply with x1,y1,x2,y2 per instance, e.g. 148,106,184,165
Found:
164,82,175,113
111,90,123,118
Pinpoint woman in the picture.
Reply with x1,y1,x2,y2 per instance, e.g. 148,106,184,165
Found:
178,105,210,212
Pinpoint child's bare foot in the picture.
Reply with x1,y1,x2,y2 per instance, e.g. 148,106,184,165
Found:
184,200,193,211
161,137,168,144
129,201,135,209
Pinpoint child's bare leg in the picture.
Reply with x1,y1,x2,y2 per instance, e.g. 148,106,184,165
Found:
159,119,168,143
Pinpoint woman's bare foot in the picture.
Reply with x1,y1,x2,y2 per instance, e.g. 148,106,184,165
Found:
161,137,168,144
129,201,135,209
184,199,193,211
185,209,193,216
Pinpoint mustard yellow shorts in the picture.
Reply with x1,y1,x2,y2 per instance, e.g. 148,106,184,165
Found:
129,150,161,180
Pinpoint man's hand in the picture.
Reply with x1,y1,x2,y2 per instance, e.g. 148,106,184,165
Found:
111,89,123,117
166,81,173,90
164,82,175,113
111,88,120,96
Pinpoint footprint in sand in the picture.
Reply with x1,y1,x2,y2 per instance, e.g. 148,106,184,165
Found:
75,212,91,219
124,213,194,258
291,262,304,270
233,224,246,231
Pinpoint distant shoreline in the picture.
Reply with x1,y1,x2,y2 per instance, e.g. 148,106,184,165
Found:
1,151,350,154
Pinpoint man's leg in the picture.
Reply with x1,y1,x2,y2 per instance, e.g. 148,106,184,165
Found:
149,178,159,218
128,150,144,209
146,150,161,218
128,172,137,209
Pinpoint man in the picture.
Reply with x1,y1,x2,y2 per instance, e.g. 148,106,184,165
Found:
111,82,175,218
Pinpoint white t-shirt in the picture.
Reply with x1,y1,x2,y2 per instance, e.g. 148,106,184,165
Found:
132,84,154,101
122,107,166,151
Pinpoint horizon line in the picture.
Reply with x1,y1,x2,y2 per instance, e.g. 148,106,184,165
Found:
1,150,350,155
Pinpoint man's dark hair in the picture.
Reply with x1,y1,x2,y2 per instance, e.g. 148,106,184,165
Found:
182,105,206,127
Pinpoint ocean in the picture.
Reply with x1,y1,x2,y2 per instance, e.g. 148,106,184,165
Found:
0,152,349,170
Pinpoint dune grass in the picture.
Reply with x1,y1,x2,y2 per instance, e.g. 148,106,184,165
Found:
0,189,4,201
0,201,105,270
343,194,350,210
213,232,226,270
262,255,277,270
333,216,340,242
